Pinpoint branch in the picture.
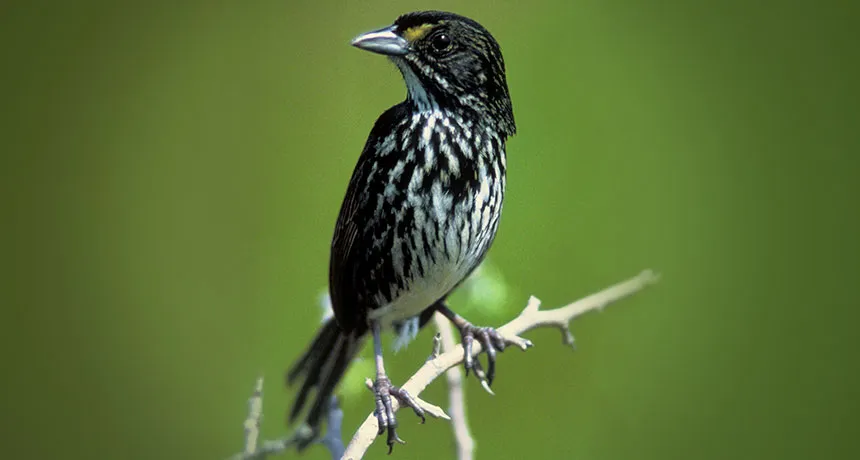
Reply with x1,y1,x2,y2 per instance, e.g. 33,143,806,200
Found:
227,293,348,460
434,312,475,460
239,377,264,457
227,384,346,460
342,269,659,459
318,396,346,459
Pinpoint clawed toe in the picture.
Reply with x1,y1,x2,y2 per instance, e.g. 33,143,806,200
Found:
458,324,523,388
373,376,424,454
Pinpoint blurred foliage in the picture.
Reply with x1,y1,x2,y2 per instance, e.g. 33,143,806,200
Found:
452,259,513,318
2,1,859,460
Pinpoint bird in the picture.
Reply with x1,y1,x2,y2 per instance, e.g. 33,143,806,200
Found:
286,11,523,452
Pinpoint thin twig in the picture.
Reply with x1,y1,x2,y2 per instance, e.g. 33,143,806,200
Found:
341,269,659,459
228,392,346,460
428,332,442,360
434,312,475,460
228,376,295,460
228,294,350,460
318,396,346,459
244,377,264,456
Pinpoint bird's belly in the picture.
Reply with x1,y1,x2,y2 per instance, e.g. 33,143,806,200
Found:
369,255,472,327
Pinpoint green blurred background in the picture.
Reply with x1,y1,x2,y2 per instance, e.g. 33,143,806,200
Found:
2,0,858,459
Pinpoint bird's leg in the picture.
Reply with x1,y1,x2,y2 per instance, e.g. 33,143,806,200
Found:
436,302,532,388
371,321,425,454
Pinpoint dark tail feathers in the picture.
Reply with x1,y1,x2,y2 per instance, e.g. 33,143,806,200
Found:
287,318,363,439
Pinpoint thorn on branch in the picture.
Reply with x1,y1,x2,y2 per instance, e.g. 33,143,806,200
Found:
560,324,576,350
428,332,442,360
503,334,533,351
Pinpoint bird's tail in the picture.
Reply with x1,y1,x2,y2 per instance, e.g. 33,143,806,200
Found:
286,318,363,445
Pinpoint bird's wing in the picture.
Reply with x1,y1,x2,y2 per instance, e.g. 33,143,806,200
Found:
329,103,410,331
329,155,371,331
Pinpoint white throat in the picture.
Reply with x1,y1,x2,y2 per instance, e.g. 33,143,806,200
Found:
392,57,437,112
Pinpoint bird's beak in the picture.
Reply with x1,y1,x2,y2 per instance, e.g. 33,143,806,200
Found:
350,25,409,56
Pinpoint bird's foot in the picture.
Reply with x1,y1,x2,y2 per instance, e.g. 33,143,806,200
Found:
457,323,533,390
373,376,425,454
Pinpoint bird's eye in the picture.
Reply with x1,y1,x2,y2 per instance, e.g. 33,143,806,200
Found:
429,33,452,54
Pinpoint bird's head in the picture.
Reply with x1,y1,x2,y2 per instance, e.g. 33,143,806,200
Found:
351,11,515,136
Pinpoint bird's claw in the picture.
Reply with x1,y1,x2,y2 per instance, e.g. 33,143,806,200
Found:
458,324,524,388
373,376,425,454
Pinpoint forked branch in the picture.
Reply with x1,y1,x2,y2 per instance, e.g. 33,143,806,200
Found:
227,269,658,460
342,269,659,458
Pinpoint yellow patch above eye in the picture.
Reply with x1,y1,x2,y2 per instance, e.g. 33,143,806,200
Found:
403,23,434,42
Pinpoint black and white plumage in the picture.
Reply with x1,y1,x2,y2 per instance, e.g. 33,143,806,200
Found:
287,11,517,451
